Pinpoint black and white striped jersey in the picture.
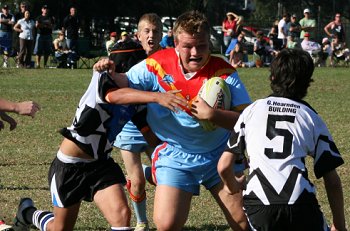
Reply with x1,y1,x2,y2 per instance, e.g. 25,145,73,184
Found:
60,72,138,160
226,96,344,206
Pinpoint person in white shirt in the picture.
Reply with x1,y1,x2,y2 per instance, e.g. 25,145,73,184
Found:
277,13,290,49
106,31,117,56
13,10,35,68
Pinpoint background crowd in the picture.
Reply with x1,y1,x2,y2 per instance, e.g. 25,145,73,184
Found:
221,8,349,68
1,1,349,71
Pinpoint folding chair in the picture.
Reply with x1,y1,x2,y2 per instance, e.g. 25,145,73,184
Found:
77,38,93,68
0,48,17,68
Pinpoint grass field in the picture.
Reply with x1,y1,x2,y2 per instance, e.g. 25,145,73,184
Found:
0,67,349,230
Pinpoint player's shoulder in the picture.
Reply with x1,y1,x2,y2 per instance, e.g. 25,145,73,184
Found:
149,47,175,60
208,55,236,76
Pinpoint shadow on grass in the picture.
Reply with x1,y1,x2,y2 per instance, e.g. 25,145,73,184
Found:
73,225,230,231
0,185,49,190
0,162,51,166
74,227,110,231
184,225,230,230
146,225,230,231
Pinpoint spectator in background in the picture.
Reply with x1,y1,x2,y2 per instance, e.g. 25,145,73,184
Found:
287,35,300,49
106,31,117,56
160,27,174,48
13,10,35,68
301,32,321,64
324,13,346,44
0,4,15,68
14,2,28,23
320,37,331,66
268,19,280,51
53,31,69,68
234,15,244,37
53,31,79,69
277,13,290,49
34,5,55,68
227,33,249,65
254,31,276,67
299,8,316,40
331,35,350,66
288,14,301,44
13,1,29,56
229,42,245,68
222,12,239,48
118,31,131,43
62,6,79,52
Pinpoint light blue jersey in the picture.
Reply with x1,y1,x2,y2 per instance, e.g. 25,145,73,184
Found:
126,52,251,154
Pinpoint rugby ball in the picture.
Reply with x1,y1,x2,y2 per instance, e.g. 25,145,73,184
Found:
198,77,231,131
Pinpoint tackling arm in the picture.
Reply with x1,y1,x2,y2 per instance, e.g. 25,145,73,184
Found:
218,151,244,194
106,88,187,112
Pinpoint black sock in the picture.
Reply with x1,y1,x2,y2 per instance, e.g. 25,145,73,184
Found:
23,207,36,224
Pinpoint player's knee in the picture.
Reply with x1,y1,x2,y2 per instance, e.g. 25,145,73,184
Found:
45,219,56,231
153,214,183,231
48,219,74,231
112,204,131,226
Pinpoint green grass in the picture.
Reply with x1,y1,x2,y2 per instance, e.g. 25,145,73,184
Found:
0,67,349,230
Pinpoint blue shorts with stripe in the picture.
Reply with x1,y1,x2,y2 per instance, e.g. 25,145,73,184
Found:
114,121,149,153
152,142,246,195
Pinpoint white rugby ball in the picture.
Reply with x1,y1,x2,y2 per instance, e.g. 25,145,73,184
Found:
198,77,231,131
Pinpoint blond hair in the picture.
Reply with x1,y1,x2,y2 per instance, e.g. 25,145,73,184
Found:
173,11,210,42
137,13,162,32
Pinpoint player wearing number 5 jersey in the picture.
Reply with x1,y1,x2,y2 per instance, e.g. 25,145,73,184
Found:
218,49,347,231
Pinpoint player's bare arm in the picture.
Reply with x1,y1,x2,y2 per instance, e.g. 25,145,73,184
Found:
0,98,40,118
191,97,240,130
323,170,347,231
217,151,244,195
106,88,188,112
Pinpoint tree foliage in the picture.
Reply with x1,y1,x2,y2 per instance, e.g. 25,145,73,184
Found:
3,0,349,30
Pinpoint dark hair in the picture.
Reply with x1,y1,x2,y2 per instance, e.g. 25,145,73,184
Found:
269,49,314,99
109,41,147,72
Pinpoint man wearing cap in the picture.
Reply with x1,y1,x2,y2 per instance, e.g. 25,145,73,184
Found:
106,31,117,56
118,31,131,43
62,6,79,52
299,8,316,40
0,4,15,68
33,5,55,68
288,14,301,41
301,32,321,64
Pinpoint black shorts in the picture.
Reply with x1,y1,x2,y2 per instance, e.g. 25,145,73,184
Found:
48,157,126,208
244,204,328,231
